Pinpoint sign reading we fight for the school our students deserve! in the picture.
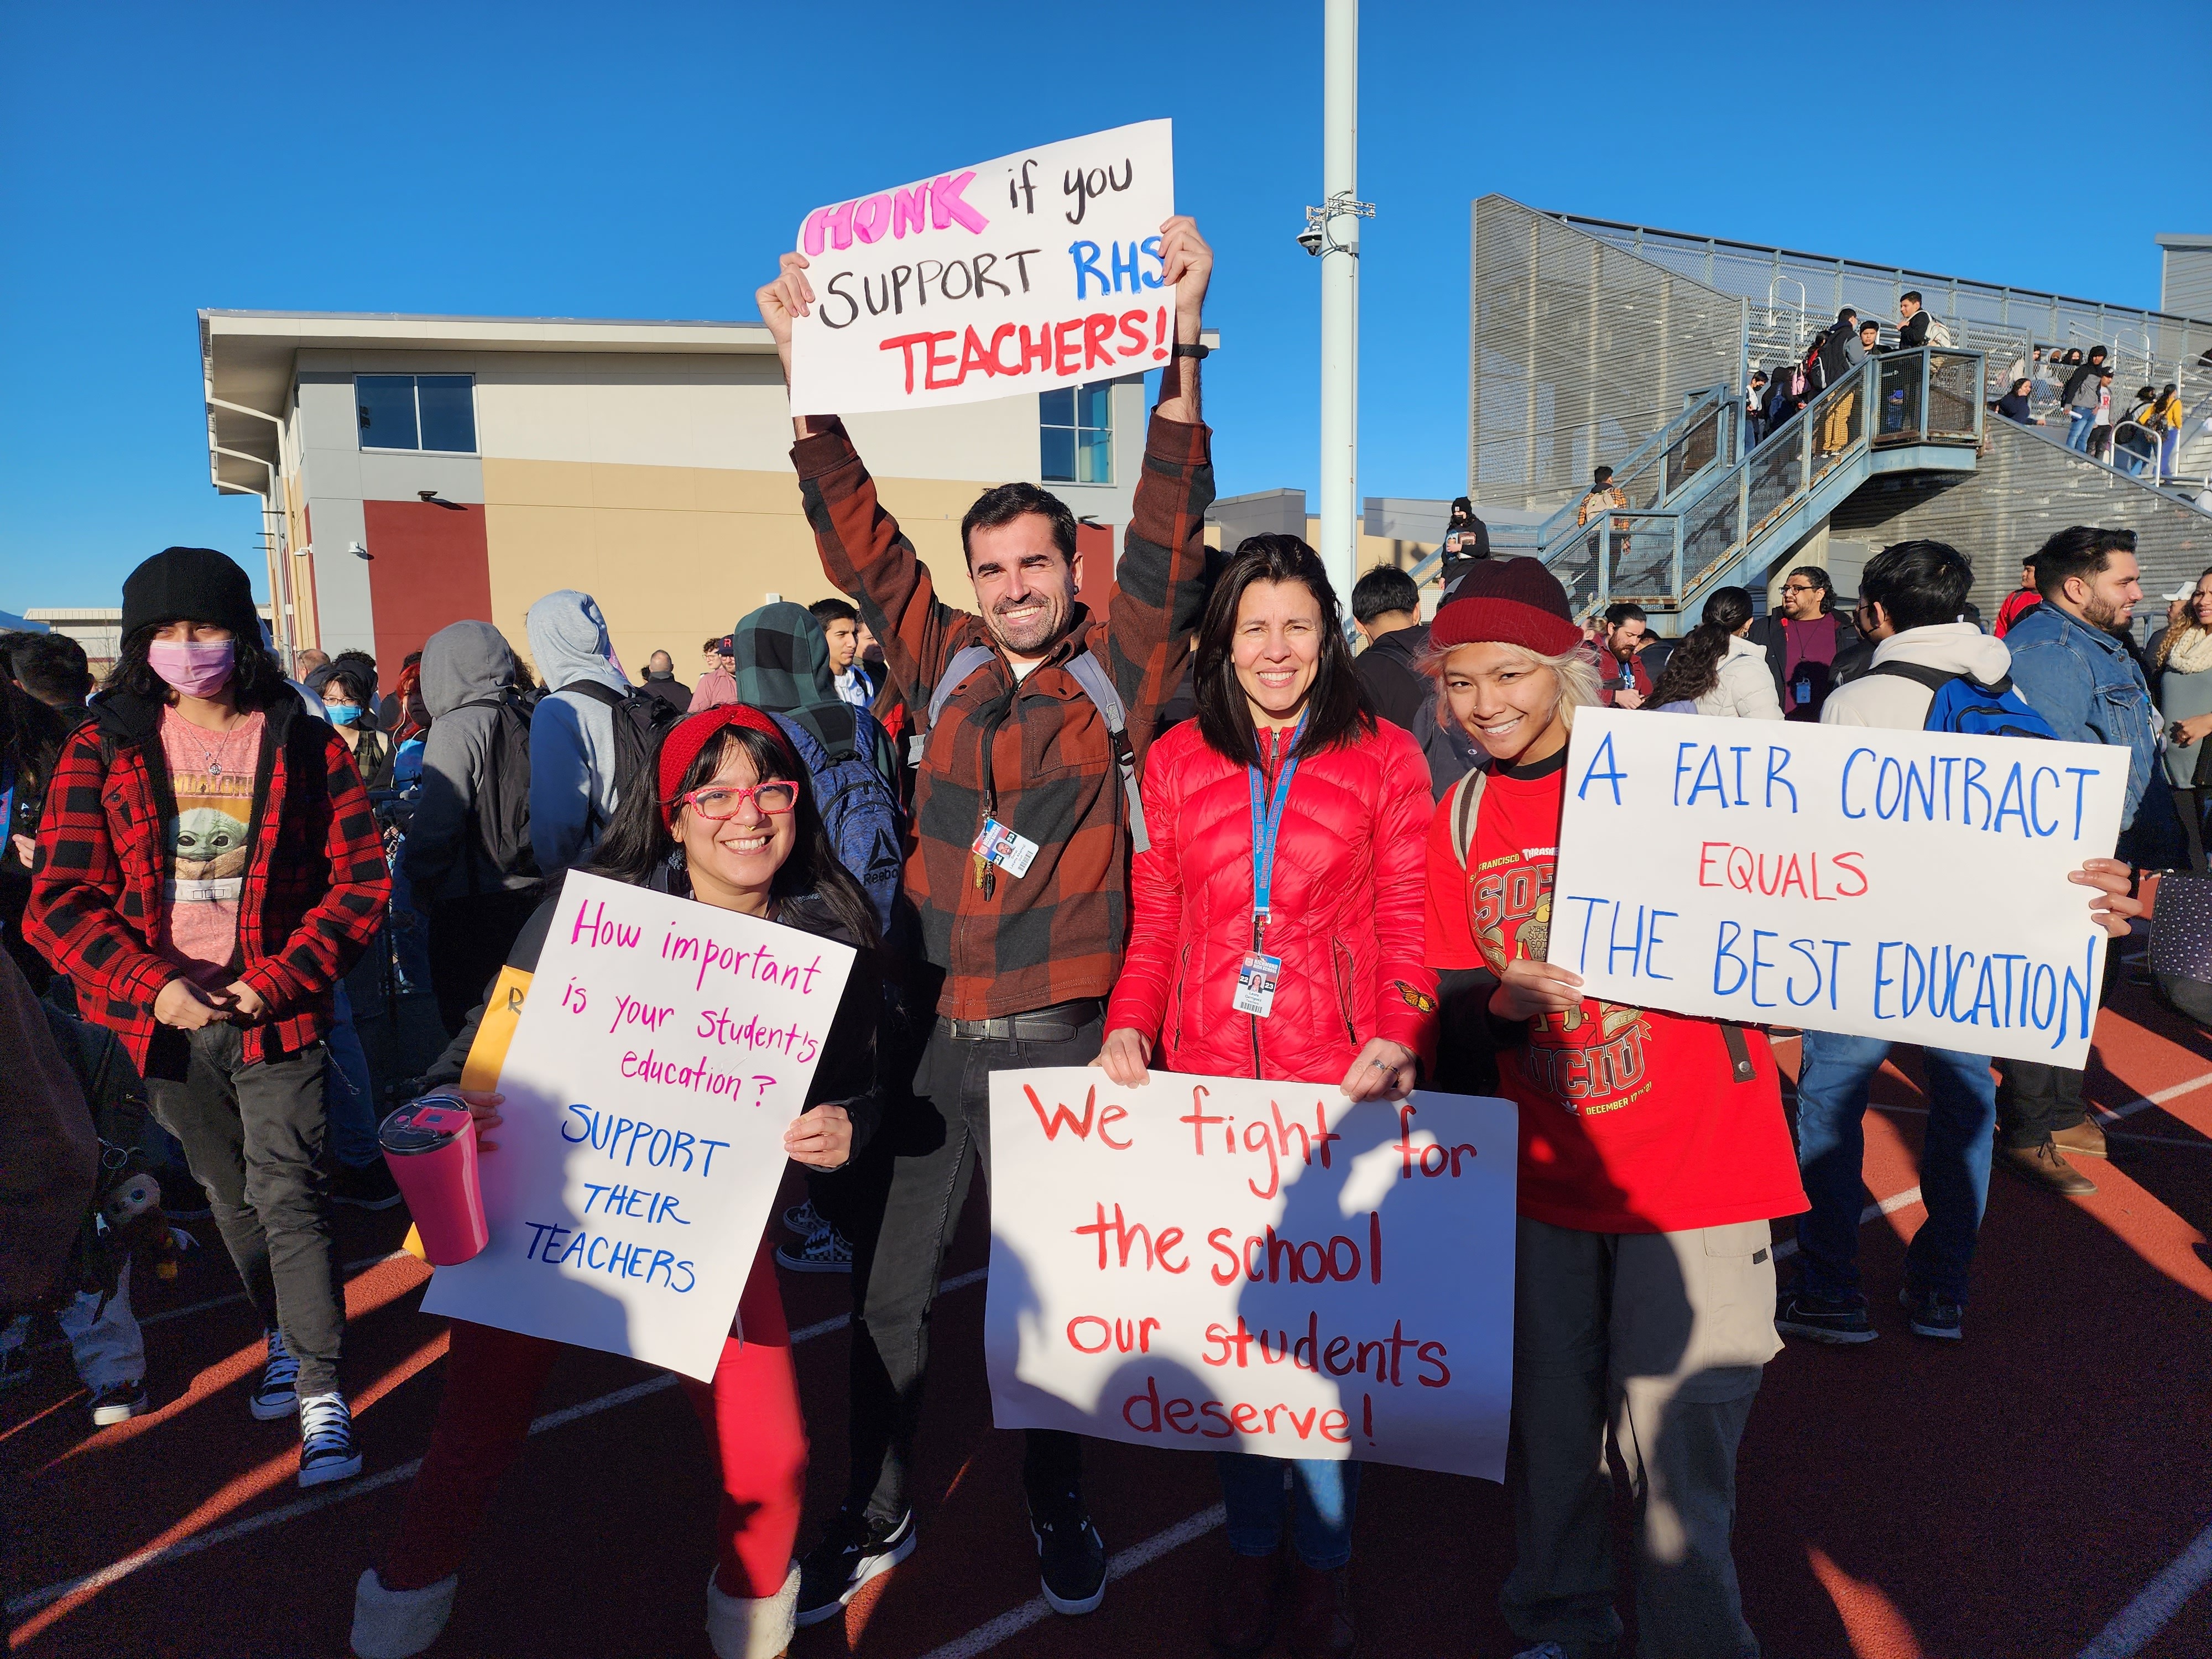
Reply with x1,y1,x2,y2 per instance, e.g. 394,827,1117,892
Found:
1551,708,2127,1070
421,872,853,1383
786,120,1176,416
985,1069,1517,1483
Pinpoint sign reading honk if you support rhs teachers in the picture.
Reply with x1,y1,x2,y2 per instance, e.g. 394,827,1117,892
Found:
786,120,1176,416
1550,708,2127,1069
421,873,853,1382
986,1069,1518,1482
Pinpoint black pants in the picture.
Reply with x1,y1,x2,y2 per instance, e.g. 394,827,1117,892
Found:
843,1008,1102,1525
427,889,544,1038
1995,1061,2089,1150
148,1025,343,1396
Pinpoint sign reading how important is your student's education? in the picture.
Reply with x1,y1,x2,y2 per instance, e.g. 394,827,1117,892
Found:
985,1069,1517,1483
1552,709,2126,1068
421,873,853,1382
786,121,1175,416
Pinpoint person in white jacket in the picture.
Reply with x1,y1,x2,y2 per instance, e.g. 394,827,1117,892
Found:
1647,586,1784,719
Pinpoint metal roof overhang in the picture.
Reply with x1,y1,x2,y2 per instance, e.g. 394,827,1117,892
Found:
197,310,780,493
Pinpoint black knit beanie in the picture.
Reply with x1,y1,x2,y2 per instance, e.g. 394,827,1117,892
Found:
119,547,260,644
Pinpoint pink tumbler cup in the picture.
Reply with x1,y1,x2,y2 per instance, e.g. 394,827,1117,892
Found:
380,1095,489,1265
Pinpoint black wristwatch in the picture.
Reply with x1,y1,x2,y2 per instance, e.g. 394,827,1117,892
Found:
1172,342,1209,359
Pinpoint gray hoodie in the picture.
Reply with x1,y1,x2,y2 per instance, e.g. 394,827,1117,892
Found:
1820,622,2011,730
525,590,630,877
402,620,538,907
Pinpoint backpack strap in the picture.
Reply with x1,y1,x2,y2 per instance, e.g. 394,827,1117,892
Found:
1061,650,1149,855
1866,661,1956,693
1719,1023,1757,1083
924,644,999,733
1447,766,1490,869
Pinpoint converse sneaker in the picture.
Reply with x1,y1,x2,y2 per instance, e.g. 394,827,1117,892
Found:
1029,1492,1106,1616
88,1380,149,1426
795,1507,916,1627
251,1327,301,1420
775,1223,853,1274
1775,1288,1877,1344
298,1391,362,1487
782,1197,823,1235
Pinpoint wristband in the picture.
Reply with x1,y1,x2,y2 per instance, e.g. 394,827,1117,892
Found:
1172,342,1209,359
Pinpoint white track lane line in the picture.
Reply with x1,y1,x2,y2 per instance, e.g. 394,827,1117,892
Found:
2077,1516,2212,1658
4,1266,989,1619
1772,1187,1924,1263
916,1505,1227,1659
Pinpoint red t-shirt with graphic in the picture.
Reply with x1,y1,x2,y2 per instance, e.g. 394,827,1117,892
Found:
1425,754,1806,1235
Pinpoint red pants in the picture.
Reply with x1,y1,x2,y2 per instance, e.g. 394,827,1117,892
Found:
381,1245,805,1598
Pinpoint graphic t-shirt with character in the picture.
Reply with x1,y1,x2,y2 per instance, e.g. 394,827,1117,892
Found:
159,707,264,985
1425,751,1804,1234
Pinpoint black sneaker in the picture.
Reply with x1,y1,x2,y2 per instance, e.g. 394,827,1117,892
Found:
331,1157,405,1211
795,1507,916,1627
251,1327,301,1420
1898,1284,1964,1340
298,1391,362,1487
88,1380,149,1426
1775,1288,1877,1344
1029,1493,1106,1616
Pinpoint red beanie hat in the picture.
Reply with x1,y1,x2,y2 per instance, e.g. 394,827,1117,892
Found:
657,705,800,827
1430,556,1582,656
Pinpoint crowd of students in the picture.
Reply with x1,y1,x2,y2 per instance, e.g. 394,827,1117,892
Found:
0,214,2177,1659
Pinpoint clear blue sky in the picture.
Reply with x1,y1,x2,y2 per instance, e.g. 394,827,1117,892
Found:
2,0,2200,608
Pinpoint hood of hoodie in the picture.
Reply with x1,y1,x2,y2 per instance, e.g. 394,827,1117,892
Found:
421,620,520,717
731,602,840,716
1869,622,2013,680
525,590,628,697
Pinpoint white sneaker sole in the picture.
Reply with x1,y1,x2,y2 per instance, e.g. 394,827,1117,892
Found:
250,1391,299,1421
793,1524,916,1627
91,1397,149,1427
1030,1523,1105,1616
300,1451,364,1488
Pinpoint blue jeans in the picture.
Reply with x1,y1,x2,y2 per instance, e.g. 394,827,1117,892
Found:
1792,1031,1995,1302
325,979,382,1168
2067,407,2096,451
1217,1454,1360,1570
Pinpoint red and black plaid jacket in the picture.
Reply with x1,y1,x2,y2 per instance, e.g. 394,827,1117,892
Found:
796,399,1213,1021
25,689,390,1076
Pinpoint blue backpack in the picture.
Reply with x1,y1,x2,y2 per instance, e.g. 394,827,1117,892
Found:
1869,662,2058,739
768,711,904,935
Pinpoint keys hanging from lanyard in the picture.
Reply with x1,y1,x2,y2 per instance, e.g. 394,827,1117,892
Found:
1239,715,1307,1017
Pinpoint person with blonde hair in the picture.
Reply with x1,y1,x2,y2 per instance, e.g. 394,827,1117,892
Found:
1419,556,1805,1658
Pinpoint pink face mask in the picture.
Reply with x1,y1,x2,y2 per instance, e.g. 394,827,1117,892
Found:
148,638,236,698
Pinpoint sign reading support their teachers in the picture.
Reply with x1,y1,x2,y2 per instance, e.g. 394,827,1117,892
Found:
786,120,1175,417
1551,708,2127,1069
421,872,854,1382
985,1068,1517,1483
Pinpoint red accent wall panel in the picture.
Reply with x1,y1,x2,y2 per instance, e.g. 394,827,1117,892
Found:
361,500,494,672
1074,520,1118,615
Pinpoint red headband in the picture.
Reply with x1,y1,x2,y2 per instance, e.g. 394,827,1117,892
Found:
657,705,800,828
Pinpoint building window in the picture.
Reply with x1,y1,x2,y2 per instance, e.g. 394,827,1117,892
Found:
1041,384,1112,484
356,374,477,453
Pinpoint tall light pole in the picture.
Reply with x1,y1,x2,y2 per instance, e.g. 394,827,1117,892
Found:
1303,0,1371,616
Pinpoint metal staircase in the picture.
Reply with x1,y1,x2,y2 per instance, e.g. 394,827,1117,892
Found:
1536,347,1985,624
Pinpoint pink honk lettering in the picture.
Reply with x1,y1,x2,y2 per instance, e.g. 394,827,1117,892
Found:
804,171,988,255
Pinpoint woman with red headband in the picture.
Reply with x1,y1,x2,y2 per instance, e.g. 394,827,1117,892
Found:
351,705,884,1659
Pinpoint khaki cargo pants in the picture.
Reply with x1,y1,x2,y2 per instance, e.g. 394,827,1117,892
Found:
1501,1215,1780,1659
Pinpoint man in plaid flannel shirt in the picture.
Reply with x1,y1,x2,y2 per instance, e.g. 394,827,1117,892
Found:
26,547,388,1489
757,217,1215,1624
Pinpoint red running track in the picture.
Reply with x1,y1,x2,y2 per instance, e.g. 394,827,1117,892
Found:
5,982,2209,1658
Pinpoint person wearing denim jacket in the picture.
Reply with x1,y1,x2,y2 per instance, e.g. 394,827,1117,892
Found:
1994,526,2179,1193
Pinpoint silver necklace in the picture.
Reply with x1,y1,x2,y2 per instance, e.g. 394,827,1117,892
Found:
171,712,241,778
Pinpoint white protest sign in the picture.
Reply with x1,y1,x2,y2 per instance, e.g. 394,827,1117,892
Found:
1551,708,2127,1068
787,120,1176,416
985,1069,1517,1482
421,872,853,1381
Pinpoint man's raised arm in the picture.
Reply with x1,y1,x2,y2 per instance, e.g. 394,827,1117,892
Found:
1104,216,1215,763
758,253,969,712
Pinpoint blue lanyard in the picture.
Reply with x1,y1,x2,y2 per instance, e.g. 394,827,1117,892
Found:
1246,713,1307,930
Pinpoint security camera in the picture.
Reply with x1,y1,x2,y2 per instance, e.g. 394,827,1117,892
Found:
1297,225,1325,256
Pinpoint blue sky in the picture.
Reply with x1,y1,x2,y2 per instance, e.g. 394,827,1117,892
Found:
2,0,2201,607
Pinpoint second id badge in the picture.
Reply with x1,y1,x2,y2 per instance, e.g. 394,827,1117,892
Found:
971,816,1040,879
1233,951,1282,1017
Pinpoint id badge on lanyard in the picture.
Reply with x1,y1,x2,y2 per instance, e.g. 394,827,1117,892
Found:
1238,716,1306,1020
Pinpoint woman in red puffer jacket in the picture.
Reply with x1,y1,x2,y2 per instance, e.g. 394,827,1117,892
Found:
1096,534,1437,1659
